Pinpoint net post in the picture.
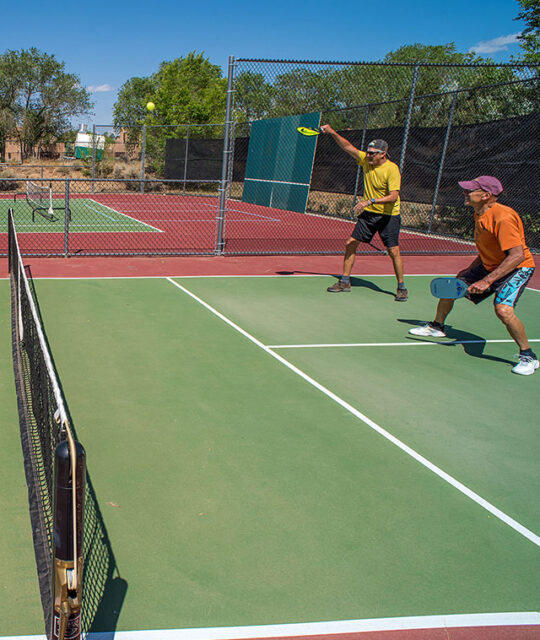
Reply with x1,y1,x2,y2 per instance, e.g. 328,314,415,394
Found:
215,55,235,255
51,439,86,640
48,182,54,217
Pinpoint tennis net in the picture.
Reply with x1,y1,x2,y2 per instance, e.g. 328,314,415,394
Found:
27,180,56,221
9,208,85,639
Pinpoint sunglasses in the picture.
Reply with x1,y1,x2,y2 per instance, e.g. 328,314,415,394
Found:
366,150,383,156
463,188,484,194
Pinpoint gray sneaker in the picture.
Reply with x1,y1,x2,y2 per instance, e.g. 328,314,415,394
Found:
408,323,446,338
327,280,351,293
395,288,408,302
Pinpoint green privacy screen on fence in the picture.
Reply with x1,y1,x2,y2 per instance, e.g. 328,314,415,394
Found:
242,112,321,213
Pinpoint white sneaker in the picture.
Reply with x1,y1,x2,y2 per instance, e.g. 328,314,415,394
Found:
511,354,539,376
408,323,446,338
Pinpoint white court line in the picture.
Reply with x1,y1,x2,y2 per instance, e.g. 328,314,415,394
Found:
166,277,540,549
84,199,164,232
269,338,540,349
2,612,539,640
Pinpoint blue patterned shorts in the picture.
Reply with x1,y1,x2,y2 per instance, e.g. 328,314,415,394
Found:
459,264,534,307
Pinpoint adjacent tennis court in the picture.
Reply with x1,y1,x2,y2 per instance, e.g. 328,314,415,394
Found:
1,189,478,256
2,263,539,638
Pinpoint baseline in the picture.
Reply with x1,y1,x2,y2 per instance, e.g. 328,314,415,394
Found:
1,612,540,640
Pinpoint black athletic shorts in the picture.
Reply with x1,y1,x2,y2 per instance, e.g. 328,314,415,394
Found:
351,211,401,247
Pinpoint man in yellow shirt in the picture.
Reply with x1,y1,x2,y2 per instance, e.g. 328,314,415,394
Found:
410,175,537,376
321,125,407,301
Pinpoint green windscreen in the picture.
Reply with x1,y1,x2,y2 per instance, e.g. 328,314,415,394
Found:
242,112,321,213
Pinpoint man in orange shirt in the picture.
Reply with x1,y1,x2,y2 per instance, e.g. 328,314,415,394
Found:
410,176,537,376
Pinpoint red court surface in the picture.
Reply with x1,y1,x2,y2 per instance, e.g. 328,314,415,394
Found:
2,193,482,255
1,253,539,286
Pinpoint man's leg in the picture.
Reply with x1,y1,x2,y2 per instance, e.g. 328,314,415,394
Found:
386,245,407,301
434,298,455,324
494,304,538,375
494,304,531,350
343,237,360,276
492,268,538,375
327,238,359,292
386,245,404,284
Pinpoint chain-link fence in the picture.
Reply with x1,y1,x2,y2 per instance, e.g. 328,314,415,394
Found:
229,59,539,255
1,58,538,257
0,178,224,256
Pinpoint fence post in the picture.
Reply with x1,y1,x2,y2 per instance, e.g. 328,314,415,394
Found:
226,119,237,199
64,180,70,258
183,125,190,195
351,104,370,216
91,125,96,194
140,125,146,193
215,56,235,255
428,91,458,233
399,64,420,173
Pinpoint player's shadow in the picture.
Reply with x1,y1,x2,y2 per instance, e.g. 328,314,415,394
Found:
275,271,395,296
349,276,395,296
398,318,515,365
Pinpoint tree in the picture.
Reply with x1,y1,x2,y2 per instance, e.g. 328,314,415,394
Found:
514,0,540,63
113,52,227,175
234,72,274,122
0,48,93,160
113,76,156,157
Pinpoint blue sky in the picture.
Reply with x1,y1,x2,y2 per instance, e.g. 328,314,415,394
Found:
2,0,527,126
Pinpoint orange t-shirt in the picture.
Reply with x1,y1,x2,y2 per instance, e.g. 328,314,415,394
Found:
474,203,535,271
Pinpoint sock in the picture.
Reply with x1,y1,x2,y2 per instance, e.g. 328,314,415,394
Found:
397,282,406,290
431,321,444,329
341,276,350,284
520,348,537,359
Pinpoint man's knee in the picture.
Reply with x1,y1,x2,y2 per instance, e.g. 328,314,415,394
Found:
494,303,515,323
386,245,400,257
345,238,360,250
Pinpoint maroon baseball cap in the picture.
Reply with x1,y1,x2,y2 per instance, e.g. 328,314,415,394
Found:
458,176,503,196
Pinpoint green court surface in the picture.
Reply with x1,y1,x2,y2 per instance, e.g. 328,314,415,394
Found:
1,275,539,636
7,198,160,232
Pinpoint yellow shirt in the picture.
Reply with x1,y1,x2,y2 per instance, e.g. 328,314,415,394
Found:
357,151,401,216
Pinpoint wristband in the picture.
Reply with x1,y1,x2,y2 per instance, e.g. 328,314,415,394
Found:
370,198,376,204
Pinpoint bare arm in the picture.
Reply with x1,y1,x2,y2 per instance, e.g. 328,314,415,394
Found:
468,246,525,294
354,190,400,215
320,124,359,160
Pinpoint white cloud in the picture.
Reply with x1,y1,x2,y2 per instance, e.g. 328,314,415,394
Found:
87,84,114,93
469,33,521,54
